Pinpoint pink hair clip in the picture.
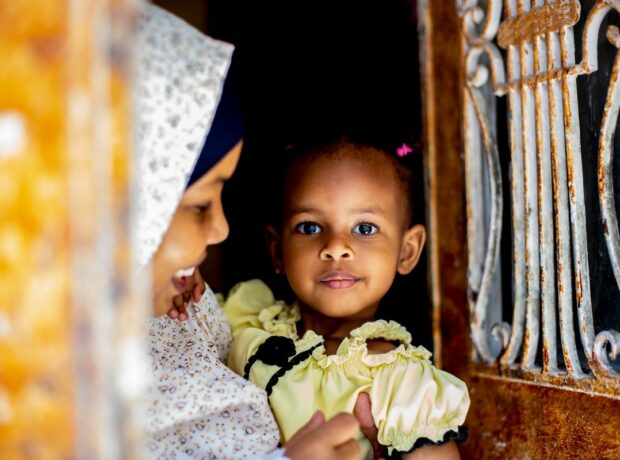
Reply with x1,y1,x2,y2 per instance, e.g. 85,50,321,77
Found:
396,143,413,157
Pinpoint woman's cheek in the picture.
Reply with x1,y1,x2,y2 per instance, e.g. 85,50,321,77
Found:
161,229,201,269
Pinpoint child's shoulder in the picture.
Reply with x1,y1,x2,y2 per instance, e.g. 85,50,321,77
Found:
223,279,300,338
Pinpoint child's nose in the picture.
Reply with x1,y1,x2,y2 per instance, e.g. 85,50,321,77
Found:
319,236,352,261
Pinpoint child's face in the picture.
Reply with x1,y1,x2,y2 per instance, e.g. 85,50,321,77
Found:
152,141,242,316
270,148,425,320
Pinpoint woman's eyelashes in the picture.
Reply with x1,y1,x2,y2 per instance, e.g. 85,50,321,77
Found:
294,221,379,236
192,202,212,217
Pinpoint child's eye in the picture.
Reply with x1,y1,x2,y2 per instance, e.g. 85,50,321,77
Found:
352,223,378,236
295,222,322,235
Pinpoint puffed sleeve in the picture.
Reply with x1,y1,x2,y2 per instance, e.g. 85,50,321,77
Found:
369,353,470,455
223,279,279,377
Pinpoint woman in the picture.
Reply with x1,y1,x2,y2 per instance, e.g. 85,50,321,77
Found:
136,5,375,459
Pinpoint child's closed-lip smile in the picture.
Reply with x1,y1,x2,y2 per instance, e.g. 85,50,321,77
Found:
318,271,362,289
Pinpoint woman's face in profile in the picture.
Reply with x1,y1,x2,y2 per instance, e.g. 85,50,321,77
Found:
151,141,243,316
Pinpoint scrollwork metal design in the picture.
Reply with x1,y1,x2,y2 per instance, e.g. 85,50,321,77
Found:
457,0,620,386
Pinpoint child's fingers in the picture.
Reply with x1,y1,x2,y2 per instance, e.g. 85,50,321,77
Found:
192,268,206,302
169,295,188,321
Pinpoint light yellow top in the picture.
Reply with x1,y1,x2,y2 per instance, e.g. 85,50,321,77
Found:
224,279,470,457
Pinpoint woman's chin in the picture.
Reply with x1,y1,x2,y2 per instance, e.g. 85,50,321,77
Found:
153,280,179,317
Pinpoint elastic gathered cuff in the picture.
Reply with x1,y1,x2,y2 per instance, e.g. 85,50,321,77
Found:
385,426,469,458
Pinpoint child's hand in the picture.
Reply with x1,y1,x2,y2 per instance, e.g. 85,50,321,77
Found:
167,267,206,321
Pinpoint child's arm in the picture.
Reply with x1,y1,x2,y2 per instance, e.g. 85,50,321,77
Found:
402,441,460,460
367,341,469,458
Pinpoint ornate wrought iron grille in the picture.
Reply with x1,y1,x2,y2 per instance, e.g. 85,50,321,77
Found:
457,0,620,394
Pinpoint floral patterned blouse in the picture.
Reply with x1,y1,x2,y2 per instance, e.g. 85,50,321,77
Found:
145,285,285,459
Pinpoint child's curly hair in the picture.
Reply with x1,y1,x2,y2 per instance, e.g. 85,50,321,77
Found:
268,131,422,229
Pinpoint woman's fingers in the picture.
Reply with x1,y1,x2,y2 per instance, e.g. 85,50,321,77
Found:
287,411,325,444
334,439,361,459
314,413,359,446
284,412,360,460
354,392,383,459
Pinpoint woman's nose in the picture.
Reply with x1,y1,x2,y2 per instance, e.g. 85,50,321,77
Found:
206,205,229,246
319,235,352,261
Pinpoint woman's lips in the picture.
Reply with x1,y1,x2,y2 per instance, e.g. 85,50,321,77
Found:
171,266,197,294
172,276,188,294
318,272,361,289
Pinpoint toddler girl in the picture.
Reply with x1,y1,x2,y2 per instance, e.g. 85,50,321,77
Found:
224,136,469,459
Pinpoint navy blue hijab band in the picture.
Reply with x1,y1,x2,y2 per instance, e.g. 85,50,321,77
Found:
187,73,245,187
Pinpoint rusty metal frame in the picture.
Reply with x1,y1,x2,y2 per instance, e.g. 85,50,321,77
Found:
454,0,620,396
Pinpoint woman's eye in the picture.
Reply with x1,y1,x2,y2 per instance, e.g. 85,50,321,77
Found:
295,222,322,235
352,223,378,236
193,203,212,215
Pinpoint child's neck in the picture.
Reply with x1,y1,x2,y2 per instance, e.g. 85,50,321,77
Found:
297,303,377,342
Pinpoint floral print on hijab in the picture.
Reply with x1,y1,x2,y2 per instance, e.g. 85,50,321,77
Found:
136,5,282,458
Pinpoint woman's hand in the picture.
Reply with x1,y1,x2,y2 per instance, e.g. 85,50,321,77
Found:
284,411,361,460
354,392,383,459
167,267,206,320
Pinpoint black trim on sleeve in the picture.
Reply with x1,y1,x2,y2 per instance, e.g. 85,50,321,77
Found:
383,426,469,459
243,336,297,380
264,342,324,396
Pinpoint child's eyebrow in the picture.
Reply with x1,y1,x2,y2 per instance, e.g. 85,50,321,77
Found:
353,207,385,216
287,207,386,217
288,207,322,215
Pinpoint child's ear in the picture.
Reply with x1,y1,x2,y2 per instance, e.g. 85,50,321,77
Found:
397,224,426,275
266,225,284,274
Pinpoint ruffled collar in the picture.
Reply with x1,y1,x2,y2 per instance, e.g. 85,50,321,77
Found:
256,301,433,369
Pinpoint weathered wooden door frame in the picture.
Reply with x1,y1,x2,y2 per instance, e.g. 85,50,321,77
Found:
419,1,620,458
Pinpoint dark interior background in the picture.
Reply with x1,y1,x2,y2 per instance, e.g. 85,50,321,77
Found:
153,0,433,351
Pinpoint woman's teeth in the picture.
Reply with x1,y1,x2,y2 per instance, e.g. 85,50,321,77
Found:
174,267,195,278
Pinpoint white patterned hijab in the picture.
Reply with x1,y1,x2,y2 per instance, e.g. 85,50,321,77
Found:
136,4,234,268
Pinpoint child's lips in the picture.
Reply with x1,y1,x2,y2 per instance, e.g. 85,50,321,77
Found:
318,272,361,289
